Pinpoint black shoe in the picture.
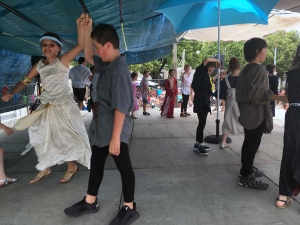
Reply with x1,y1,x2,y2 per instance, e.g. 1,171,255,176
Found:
64,197,99,218
143,112,150,116
195,145,209,156
193,143,210,151
109,202,139,225
239,173,269,190
239,166,264,177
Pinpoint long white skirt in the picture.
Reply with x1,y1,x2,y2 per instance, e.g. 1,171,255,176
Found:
222,99,244,135
28,100,91,170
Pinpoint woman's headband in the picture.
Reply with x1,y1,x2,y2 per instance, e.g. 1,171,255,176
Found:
39,36,63,47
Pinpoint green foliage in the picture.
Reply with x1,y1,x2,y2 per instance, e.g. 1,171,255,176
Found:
121,31,300,81
264,30,300,80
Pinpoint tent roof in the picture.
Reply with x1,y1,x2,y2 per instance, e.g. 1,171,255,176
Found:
0,0,294,64
183,10,300,42
0,0,179,64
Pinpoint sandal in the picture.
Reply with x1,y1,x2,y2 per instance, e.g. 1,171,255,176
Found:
0,177,18,187
276,197,292,209
60,166,79,183
30,168,51,184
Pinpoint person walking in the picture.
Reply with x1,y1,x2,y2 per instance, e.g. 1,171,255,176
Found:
69,57,92,110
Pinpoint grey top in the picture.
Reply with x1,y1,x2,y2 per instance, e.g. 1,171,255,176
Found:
236,63,273,130
91,55,134,148
69,64,92,88
140,76,149,99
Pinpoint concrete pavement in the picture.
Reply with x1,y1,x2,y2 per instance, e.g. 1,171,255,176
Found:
0,107,299,225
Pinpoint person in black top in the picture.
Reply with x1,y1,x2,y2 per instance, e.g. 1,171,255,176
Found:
191,58,220,156
266,64,279,116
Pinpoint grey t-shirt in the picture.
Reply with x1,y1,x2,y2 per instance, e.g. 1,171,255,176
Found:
140,76,148,99
91,55,134,148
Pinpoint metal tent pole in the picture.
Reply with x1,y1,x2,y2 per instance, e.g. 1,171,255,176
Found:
204,0,232,144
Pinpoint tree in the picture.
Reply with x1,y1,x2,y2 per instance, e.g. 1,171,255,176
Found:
264,30,300,83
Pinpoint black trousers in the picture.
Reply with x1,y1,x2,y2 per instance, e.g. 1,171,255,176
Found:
240,121,265,177
87,142,135,203
181,94,190,112
196,111,208,143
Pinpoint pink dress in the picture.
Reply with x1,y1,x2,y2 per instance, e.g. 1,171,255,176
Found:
132,81,139,111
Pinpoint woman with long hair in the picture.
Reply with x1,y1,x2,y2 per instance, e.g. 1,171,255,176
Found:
220,57,244,149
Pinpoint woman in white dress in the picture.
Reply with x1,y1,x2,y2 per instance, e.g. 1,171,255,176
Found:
220,57,244,149
1,14,91,183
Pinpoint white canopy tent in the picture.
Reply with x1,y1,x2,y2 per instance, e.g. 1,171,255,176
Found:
183,10,300,42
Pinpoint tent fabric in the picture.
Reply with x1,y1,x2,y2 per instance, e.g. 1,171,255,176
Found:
0,0,179,63
184,11,300,42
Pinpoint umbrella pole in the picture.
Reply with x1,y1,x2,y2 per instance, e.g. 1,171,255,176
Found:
204,0,232,144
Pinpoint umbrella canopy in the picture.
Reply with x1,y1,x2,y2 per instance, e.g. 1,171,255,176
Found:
156,0,280,33
184,10,300,42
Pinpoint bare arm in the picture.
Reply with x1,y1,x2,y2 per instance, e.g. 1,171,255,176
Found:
60,14,85,67
1,63,39,102
109,109,125,156
83,15,94,65
203,58,221,68
272,94,288,102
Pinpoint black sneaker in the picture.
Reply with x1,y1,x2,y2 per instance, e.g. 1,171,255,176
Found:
195,145,209,156
239,166,264,177
64,197,99,218
193,143,210,151
109,202,139,225
239,173,269,190
143,112,150,116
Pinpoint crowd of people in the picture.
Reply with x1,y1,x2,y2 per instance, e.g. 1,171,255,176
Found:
0,12,300,225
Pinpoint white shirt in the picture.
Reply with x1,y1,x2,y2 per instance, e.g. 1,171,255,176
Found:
69,64,92,88
181,72,193,95
141,77,149,99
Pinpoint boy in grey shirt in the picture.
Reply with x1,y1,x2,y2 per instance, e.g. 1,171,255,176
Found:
64,15,139,225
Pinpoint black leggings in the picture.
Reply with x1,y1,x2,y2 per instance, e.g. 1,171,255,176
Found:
196,111,208,143
181,94,190,113
240,121,265,177
87,143,135,203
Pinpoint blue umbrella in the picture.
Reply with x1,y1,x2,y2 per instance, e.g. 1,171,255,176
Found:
157,0,280,144
156,0,280,33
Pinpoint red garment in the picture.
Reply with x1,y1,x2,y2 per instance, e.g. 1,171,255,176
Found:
161,78,178,118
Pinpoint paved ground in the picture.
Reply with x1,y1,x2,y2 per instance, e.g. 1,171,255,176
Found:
0,107,299,225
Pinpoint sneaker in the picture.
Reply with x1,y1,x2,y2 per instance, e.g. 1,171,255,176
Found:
195,145,209,156
239,166,264,177
220,142,228,149
239,173,269,190
109,202,139,225
193,143,210,151
143,112,150,116
64,197,99,218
